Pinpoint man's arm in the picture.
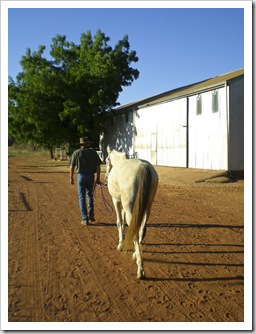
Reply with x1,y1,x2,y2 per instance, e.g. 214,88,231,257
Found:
96,164,101,183
70,165,75,184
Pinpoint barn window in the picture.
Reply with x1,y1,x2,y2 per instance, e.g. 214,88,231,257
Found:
196,94,202,115
212,90,219,113
125,113,129,123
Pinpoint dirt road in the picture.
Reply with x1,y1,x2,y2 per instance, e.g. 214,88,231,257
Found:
8,153,244,325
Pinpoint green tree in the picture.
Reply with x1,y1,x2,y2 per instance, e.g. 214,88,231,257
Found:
8,30,139,155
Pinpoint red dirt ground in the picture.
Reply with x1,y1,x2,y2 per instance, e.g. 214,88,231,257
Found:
7,153,244,325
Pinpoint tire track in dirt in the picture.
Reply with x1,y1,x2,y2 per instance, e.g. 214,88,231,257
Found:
8,173,46,321
33,181,97,321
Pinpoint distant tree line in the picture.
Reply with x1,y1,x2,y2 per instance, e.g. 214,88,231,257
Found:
8,30,139,157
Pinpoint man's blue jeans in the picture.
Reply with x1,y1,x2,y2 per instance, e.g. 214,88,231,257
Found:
77,173,94,222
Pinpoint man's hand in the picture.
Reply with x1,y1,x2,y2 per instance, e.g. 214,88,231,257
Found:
95,180,103,186
70,177,74,185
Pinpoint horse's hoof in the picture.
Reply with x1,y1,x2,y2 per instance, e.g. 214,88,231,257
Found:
117,243,123,251
137,271,146,280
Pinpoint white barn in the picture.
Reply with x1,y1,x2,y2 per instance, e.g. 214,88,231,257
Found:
103,68,244,171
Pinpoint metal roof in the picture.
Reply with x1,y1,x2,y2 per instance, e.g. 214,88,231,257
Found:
115,68,244,113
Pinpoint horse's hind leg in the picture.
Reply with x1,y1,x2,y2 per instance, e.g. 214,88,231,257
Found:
124,209,145,279
139,197,155,244
139,214,147,244
112,199,124,251
134,239,145,279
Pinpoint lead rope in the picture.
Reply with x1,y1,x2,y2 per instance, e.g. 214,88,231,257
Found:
93,182,114,214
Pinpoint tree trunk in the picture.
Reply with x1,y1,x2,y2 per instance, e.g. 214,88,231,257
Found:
49,148,54,159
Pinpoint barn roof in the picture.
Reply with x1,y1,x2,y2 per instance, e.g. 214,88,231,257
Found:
115,68,244,113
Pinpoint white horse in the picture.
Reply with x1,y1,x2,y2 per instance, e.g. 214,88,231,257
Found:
106,147,158,279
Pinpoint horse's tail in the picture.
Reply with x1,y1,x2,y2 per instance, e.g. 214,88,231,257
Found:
123,163,152,251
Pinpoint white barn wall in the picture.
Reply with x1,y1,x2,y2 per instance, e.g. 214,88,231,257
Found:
188,88,228,170
156,99,187,167
103,69,244,171
134,106,157,163
135,89,229,170
134,98,187,167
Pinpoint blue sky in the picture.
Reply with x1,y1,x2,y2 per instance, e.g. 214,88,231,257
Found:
8,5,245,106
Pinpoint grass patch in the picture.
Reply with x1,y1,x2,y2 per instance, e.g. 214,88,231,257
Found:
8,144,50,158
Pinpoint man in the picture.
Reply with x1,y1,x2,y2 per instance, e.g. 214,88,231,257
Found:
70,137,102,225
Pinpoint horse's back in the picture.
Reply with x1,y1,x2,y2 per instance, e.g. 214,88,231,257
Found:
108,158,158,201
110,158,157,183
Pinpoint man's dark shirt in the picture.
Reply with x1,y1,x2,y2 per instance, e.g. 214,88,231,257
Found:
71,148,101,174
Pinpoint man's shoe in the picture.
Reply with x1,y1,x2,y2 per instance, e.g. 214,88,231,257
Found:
89,215,95,222
81,220,89,226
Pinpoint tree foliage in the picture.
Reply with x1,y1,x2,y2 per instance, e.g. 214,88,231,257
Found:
8,30,139,150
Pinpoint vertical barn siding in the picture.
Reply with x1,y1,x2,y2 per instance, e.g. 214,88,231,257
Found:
156,99,187,167
188,87,228,170
134,106,156,162
134,99,187,167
